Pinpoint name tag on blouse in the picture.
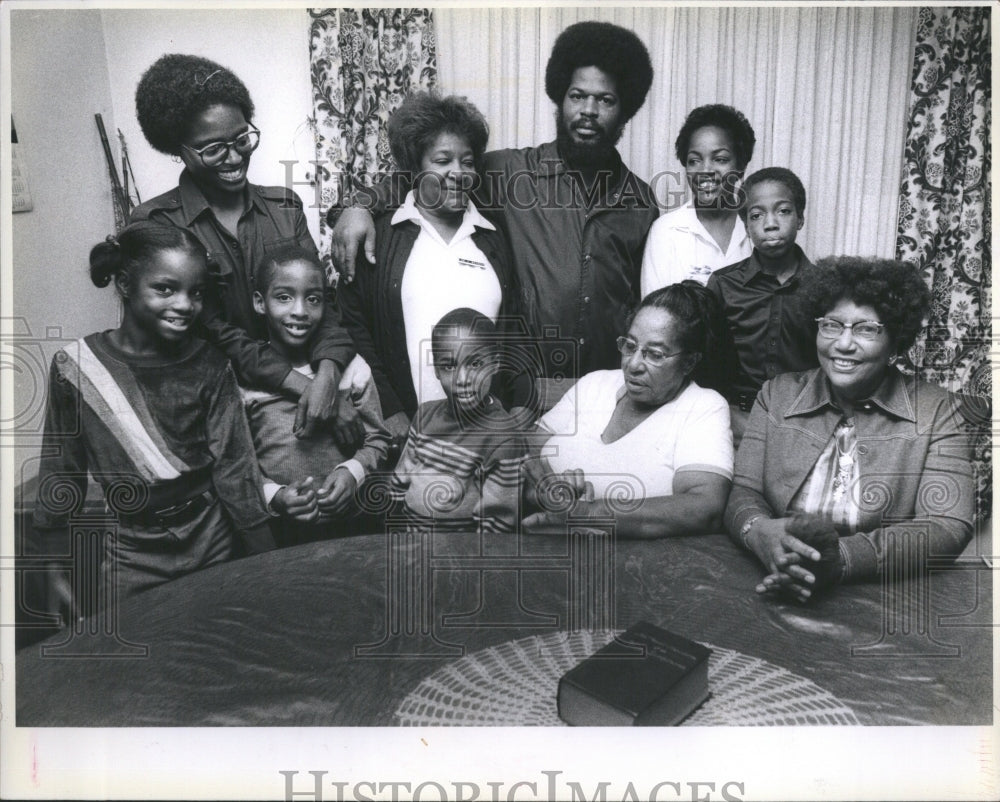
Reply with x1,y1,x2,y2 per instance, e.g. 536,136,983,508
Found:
458,257,486,270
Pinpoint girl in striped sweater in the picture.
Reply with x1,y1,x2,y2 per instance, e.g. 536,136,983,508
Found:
33,222,273,616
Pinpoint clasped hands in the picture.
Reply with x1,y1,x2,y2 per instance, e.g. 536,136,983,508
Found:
271,469,358,523
521,456,610,533
746,514,844,603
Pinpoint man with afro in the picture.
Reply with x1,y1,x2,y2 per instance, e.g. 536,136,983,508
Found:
332,21,659,390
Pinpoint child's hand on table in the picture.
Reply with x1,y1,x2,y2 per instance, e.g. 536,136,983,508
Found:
316,467,358,516
272,476,319,522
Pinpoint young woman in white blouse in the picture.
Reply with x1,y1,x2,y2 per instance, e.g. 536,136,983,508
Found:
640,105,756,296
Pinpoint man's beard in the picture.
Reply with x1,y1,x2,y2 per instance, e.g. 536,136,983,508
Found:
555,111,624,171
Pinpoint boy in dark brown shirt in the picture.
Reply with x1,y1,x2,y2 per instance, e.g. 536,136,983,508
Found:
707,167,818,445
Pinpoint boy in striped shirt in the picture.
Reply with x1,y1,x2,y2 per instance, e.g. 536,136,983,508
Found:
391,308,527,533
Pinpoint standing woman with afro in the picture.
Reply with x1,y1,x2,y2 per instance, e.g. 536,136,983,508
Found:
130,54,359,442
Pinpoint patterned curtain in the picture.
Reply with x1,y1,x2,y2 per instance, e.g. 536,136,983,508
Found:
308,7,437,278
895,6,991,519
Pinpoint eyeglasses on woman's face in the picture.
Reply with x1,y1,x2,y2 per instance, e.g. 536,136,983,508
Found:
815,317,886,341
616,336,684,367
182,126,261,167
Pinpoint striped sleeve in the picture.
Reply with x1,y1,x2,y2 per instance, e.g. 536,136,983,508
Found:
32,353,89,550
477,433,528,534
62,338,189,481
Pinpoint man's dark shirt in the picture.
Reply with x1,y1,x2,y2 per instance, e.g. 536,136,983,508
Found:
353,141,659,378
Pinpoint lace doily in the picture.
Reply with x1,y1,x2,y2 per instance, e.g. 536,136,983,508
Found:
395,630,859,726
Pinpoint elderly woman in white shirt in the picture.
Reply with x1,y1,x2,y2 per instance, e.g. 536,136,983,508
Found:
338,92,524,448
523,282,733,538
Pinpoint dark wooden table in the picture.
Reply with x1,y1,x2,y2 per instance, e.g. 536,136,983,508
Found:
15,527,993,726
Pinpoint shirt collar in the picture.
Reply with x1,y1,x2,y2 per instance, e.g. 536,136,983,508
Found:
670,201,750,247
533,139,625,182
534,140,565,177
737,243,808,287
785,366,916,421
177,170,261,226
178,170,211,225
390,190,496,233
668,202,708,234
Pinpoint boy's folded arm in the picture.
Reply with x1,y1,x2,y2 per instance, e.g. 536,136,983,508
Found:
477,435,529,532
388,422,422,499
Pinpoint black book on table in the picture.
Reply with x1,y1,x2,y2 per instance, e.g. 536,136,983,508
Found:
557,622,712,726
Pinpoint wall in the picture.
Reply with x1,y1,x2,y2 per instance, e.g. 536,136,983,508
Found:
9,9,121,487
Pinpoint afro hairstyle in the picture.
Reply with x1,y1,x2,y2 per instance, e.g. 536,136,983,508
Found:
675,104,756,169
803,257,931,353
544,21,653,124
135,54,255,156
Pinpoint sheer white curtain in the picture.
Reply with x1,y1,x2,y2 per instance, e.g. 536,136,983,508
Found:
435,5,918,260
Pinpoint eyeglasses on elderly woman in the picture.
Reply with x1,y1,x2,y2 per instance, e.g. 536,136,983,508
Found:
814,317,886,341
615,336,684,366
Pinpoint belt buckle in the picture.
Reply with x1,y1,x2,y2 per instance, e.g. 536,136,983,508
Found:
150,497,199,526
